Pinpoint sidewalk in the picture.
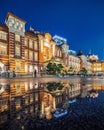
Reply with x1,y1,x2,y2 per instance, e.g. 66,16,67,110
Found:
0,74,58,79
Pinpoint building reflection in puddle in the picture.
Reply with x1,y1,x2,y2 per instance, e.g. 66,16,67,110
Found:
0,81,103,129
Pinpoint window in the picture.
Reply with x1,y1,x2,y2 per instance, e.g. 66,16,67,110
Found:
29,51,33,60
11,19,14,24
29,39,33,48
15,60,21,71
34,41,38,50
35,93,39,101
25,50,28,59
30,94,34,103
34,52,38,61
15,44,21,56
0,43,7,54
25,97,29,105
30,106,34,113
15,99,21,110
16,84,21,95
20,23,23,27
15,34,20,42
0,115,7,124
0,31,7,40
0,100,8,112
16,22,19,26
25,38,28,46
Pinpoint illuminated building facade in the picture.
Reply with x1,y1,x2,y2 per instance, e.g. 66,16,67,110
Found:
0,13,56,75
5,12,26,73
78,54,92,74
68,50,80,74
53,35,69,69
38,33,56,71
1,12,101,75
24,31,39,73
53,35,67,45
92,61,104,75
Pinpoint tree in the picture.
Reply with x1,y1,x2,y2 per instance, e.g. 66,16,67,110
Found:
46,82,64,92
46,63,64,75
57,64,63,73
80,67,87,75
68,67,74,74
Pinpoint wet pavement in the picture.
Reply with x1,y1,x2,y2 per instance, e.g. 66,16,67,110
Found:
1,76,104,130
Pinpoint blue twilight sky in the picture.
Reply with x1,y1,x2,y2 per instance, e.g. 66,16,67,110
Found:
0,0,104,60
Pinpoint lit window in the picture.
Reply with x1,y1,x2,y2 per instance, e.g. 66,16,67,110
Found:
19,27,21,31
30,106,34,113
34,41,38,50
0,31,7,40
0,43,7,55
0,100,8,112
15,44,21,56
14,25,17,29
11,19,14,24
16,22,19,26
35,93,38,101
25,38,28,46
15,34,20,42
15,99,21,110
16,84,21,95
25,97,29,105
25,50,28,59
34,52,38,61
29,39,33,48
15,60,21,71
30,94,34,103
29,51,33,60
21,24,23,27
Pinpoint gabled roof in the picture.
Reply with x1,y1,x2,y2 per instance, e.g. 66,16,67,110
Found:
6,12,26,24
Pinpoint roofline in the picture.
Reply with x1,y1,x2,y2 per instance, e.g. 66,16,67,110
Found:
6,12,26,24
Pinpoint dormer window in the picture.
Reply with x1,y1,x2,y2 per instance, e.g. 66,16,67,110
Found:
11,19,14,24
20,24,23,27
16,22,19,26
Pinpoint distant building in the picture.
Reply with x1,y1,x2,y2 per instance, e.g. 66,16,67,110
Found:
68,49,76,55
78,54,92,74
53,35,69,69
92,61,104,75
53,35,67,45
68,53,80,74
87,54,98,62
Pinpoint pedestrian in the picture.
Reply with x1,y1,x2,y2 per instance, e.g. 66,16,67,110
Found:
7,69,10,78
40,69,43,77
34,69,37,77
13,70,16,78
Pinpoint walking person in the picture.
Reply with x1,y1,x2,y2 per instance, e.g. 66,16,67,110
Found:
7,69,10,78
34,69,37,77
13,70,16,78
